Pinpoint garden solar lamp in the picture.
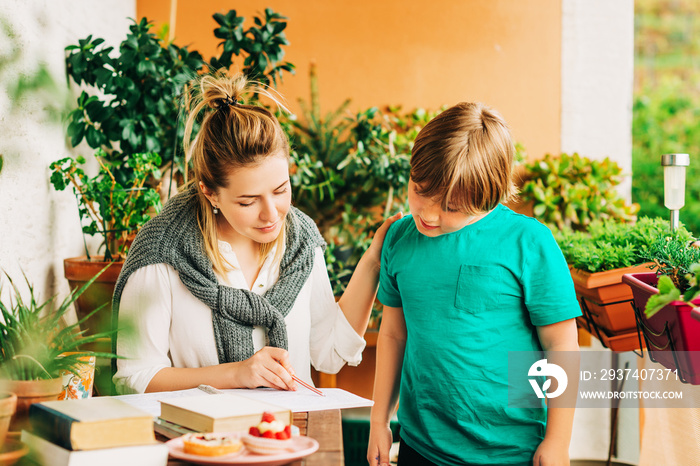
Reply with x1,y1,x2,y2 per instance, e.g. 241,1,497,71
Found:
661,153,690,233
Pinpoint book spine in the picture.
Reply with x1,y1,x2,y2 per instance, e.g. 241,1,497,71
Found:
29,402,77,450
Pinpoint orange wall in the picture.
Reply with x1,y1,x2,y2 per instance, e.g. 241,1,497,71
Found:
137,0,561,160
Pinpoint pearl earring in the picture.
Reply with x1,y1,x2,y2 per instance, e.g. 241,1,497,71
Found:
213,206,219,215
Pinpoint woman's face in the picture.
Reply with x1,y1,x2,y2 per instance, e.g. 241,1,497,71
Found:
201,152,292,245
407,179,477,237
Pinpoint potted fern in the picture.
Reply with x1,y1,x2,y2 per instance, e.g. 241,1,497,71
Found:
0,269,119,431
622,234,700,384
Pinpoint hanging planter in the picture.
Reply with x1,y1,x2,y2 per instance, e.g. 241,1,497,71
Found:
622,272,700,384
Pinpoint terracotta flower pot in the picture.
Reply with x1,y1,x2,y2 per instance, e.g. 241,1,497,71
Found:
63,256,123,335
0,378,62,433
572,263,653,333
0,392,17,449
571,263,652,351
622,272,700,384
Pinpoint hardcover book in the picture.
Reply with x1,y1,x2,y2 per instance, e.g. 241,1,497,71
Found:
21,430,168,466
29,397,156,451
159,393,292,433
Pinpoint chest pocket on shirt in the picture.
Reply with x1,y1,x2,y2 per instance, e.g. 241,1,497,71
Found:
455,264,503,312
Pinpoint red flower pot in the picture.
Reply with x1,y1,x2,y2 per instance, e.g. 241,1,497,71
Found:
622,272,700,384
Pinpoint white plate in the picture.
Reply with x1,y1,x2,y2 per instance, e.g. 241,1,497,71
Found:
166,433,319,466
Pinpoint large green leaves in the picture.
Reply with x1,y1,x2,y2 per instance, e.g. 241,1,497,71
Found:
210,8,295,90
64,18,205,180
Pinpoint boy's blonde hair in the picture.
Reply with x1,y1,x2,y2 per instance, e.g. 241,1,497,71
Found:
183,71,290,276
410,102,517,215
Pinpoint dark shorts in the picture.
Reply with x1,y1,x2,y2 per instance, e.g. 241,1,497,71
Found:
397,439,533,466
398,440,438,466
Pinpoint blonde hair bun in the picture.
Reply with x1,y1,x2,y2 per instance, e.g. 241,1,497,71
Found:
199,72,248,111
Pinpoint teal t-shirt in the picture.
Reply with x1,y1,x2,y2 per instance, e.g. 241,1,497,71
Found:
378,205,581,466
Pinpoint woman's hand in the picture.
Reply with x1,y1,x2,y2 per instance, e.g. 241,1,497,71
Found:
365,212,404,268
367,421,394,466
228,346,297,391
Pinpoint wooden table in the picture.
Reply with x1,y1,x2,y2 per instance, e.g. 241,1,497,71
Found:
165,409,344,465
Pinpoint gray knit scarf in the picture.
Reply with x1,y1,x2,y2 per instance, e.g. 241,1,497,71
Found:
112,185,325,364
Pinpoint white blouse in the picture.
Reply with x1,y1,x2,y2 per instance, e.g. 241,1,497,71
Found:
113,242,366,394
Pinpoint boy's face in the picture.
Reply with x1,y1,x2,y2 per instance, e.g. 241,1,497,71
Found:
408,179,481,237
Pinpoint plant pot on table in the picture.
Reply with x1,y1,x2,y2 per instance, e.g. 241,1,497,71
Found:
571,263,652,351
0,378,62,433
0,392,16,449
622,272,700,384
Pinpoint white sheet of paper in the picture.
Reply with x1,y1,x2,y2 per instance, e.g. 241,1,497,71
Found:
113,387,373,417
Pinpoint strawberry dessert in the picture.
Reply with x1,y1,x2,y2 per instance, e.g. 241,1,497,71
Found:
248,412,292,440
242,412,294,454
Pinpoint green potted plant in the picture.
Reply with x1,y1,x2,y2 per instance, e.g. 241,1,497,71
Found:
622,233,700,384
554,217,685,351
50,149,162,336
0,269,120,431
521,152,639,231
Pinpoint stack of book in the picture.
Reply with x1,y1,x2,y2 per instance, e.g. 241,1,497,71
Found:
21,397,168,466
157,393,292,437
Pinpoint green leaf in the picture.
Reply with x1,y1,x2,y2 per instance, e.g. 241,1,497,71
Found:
67,119,85,147
645,275,681,318
85,126,102,148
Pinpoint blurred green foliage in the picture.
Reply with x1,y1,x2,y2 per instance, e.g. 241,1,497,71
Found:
0,268,120,380
209,8,295,90
633,0,700,236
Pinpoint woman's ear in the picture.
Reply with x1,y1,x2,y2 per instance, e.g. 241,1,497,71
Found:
199,181,218,206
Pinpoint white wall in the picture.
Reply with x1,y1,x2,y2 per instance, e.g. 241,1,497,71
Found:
0,1,135,307
561,1,638,463
561,0,635,201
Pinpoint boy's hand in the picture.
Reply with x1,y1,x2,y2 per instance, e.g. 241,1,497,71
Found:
532,437,569,466
367,421,393,466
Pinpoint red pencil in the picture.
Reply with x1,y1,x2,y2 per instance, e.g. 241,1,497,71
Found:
292,375,325,396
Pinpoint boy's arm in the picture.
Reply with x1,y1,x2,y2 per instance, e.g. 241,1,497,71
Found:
367,305,407,466
533,318,580,466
